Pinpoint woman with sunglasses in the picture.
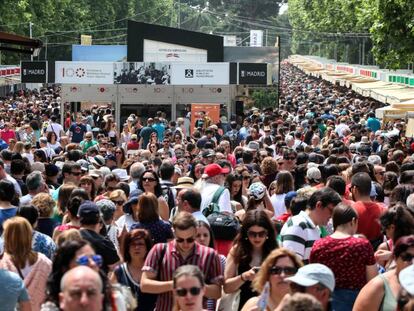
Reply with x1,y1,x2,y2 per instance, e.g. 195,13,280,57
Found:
235,165,252,197
138,169,169,221
111,229,156,311
43,239,111,310
0,217,52,311
224,209,278,311
109,189,127,220
115,147,126,168
173,265,207,311
310,204,378,311
241,248,303,311
354,235,414,311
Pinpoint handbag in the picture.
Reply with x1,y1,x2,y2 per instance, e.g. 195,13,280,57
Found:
217,290,241,311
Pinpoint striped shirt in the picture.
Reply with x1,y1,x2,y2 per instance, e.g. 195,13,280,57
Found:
142,241,223,311
280,211,321,263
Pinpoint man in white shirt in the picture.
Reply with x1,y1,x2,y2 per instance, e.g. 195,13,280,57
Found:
199,163,232,214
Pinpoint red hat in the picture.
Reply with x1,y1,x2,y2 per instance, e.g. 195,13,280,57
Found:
202,163,230,178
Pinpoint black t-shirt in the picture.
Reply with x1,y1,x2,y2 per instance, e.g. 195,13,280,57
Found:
80,228,119,273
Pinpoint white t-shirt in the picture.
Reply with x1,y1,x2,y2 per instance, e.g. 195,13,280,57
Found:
46,122,64,141
270,193,287,217
200,182,232,214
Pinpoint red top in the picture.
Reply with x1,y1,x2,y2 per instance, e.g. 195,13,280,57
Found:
310,236,376,289
353,201,385,241
0,129,16,144
55,224,80,232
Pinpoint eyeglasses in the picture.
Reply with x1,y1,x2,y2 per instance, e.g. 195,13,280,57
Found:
130,240,146,247
175,287,201,297
112,200,125,205
175,237,195,244
400,252,414,262
269,266,298,276
142,177,156,182
76,254,103,267
247,230,268,238
71,171,81,176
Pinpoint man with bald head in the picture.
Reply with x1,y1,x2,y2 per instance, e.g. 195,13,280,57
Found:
59,266,103,311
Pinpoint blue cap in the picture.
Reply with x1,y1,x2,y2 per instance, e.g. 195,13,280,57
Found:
285,191,297,206
78,200,99,218
106,154,116,162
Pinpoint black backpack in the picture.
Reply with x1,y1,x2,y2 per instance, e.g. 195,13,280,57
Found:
202,187,240,240
162,183,175,212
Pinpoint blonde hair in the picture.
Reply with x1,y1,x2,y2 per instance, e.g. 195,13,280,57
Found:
3,217,37,269
32,193,55,217
109,189,127,202
252,248,303,293
55,228,83,247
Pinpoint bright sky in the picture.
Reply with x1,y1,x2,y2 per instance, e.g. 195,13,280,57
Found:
279,3,288,15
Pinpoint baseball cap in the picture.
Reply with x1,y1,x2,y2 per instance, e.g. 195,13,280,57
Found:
399,265,414,296
96,199,116,221
306,167,321,182
202,149,216,158
202,163,230,178
78,200,100,218
106,154,116,162
285,263,335,292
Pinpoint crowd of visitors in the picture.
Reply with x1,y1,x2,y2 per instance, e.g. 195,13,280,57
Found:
0,61,413,311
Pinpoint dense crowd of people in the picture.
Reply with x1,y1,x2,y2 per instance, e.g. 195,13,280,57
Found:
0,62,413,311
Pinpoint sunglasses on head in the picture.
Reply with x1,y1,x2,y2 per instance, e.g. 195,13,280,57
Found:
175,287,201,297
175,237,195,244
269,266,298,276
247,230,268,238
76,254,103,267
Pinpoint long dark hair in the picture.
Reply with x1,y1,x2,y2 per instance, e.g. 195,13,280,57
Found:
225,173,244,208
380,203,414,243
138,169,162,197
232,209,277,265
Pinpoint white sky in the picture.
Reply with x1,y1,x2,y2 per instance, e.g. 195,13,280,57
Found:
279,3,288,15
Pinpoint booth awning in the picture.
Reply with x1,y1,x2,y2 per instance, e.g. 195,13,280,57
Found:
0,31,42,55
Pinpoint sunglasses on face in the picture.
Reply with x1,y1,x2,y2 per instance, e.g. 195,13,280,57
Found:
175,237,195,244
247,230,268,238
142,177,156,182
269,266,298,276
76,254,103,267
400,252,414,262
71,171,81,176
112,200,125,205
284,157,296,161
175,287,201,297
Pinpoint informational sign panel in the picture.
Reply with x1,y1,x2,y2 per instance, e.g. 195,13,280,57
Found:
171,63,229,85
143,39,207,63
223,35,237,47
55,62,114,84
238,63,271,85
190,103,221,134
113,62,171,85
250,30,263,47
21,61,47,83
72,45,127,62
